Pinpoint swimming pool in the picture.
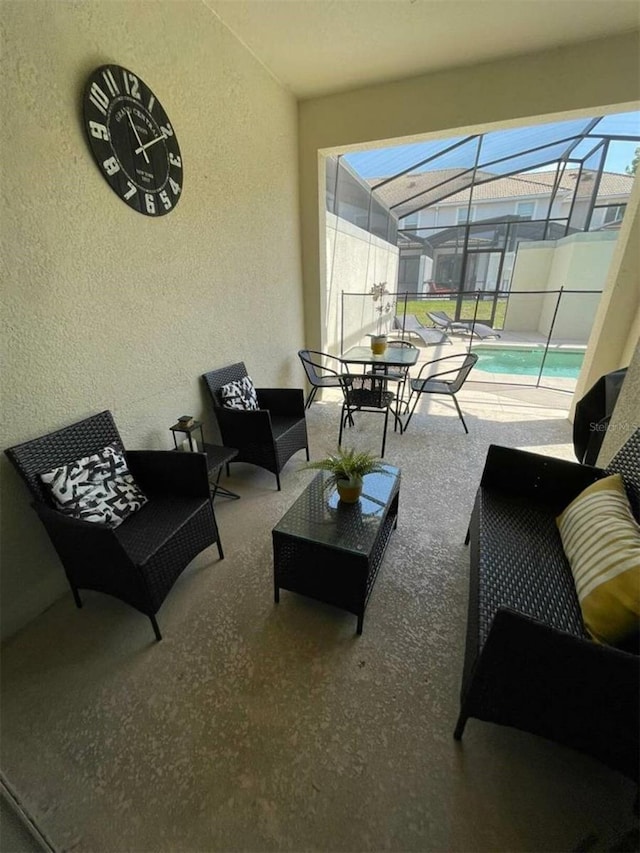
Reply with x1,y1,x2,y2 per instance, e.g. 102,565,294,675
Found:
472,345,585,379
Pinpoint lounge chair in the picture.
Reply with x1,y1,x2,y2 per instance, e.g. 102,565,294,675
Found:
427,310,500,340
391,314,450,347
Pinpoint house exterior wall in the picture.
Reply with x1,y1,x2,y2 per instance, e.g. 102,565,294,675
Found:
539,234,617,340
325,213,399,354
505,233,618,340
598,338,640,465
504,244,554,331
0,0,304,639
406,189,628,232
571,176,640,423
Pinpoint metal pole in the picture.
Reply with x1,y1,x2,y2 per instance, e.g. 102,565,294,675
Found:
456,135,483,321
469,291,480,353
402,290,408,337
457,223,471,321
564,163,583,236
492,247,507,327
537,286,563,388
543,161,563,240
584,140,608,233
333,156,341,215
340,290,345,357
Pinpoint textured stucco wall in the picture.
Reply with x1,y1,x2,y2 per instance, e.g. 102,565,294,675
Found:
299,31,640,352
0,0,303,639
506,233,621,341
325,214,399,355
570,176,640,421
538,234,618,340
504,244,553,331
598,340,640,465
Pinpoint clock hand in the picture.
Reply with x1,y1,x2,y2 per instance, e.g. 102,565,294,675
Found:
134,134,165,155
125,109,150,164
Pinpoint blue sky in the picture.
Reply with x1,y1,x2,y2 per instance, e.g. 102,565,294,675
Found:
344,112,640,178
605,140,638,173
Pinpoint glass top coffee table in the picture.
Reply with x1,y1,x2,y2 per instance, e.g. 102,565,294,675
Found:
272,464,400,634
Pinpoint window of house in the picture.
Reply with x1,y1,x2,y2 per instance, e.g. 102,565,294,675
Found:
398,256,420,287
401,212,419,229
516,201,535,220
434,254,463,287
603,204,626,224
456,206,475,224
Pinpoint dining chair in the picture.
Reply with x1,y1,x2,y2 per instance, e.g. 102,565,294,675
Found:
298,349,348,409
340,373,395,458
403,353,478,433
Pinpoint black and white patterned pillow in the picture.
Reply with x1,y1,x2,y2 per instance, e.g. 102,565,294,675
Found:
220,375,259,411
40,444,148,528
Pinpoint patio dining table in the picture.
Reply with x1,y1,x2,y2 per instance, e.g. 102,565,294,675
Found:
340,345,420,432
340,345,420,370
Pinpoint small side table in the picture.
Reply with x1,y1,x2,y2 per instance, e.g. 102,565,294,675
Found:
203,443,240,501
169,421,240,500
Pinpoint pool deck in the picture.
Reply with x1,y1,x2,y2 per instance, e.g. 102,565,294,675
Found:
392,328,584,393
470,330,587,351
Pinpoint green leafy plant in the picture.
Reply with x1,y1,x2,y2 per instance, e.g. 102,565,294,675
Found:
302,446,387,489
370,281,394,335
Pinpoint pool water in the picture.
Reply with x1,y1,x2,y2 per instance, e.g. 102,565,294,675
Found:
473,346,585,378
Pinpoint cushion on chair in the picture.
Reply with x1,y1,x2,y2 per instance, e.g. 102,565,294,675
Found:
220,376,259,410
40,444,147,527
556,473,640,647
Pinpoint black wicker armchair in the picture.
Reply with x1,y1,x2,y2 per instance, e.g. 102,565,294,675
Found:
202,362,309,491
5,410,223,641
455,430,640,782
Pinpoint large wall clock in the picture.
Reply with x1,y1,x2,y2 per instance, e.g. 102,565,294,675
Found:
82,64,183,216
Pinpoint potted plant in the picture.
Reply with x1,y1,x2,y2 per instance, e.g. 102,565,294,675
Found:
369,333,388,355
302,447,387,503
368,282,394,354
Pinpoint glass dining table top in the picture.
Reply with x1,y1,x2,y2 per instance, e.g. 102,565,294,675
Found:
340,346,419,368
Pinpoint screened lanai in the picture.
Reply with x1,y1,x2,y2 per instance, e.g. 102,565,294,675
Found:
334,112,639,324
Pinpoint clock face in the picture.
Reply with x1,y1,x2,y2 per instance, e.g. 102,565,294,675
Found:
82,65,183,216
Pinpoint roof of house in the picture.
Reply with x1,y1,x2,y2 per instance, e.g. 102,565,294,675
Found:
368,168,635,218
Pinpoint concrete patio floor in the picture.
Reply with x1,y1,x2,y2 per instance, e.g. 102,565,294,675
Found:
4,371,636,853
2,372,634,853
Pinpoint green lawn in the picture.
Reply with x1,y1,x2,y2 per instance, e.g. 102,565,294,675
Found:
401,297,507,330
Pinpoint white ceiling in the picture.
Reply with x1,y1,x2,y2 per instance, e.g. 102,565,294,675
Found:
204,0,640,99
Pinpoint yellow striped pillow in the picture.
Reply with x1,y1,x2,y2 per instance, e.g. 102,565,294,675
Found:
557,473,640,647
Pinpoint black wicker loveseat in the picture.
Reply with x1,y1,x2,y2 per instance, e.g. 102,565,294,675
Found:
455,429,640,782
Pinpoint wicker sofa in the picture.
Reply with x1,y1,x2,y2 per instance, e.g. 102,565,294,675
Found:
454,430,640,782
